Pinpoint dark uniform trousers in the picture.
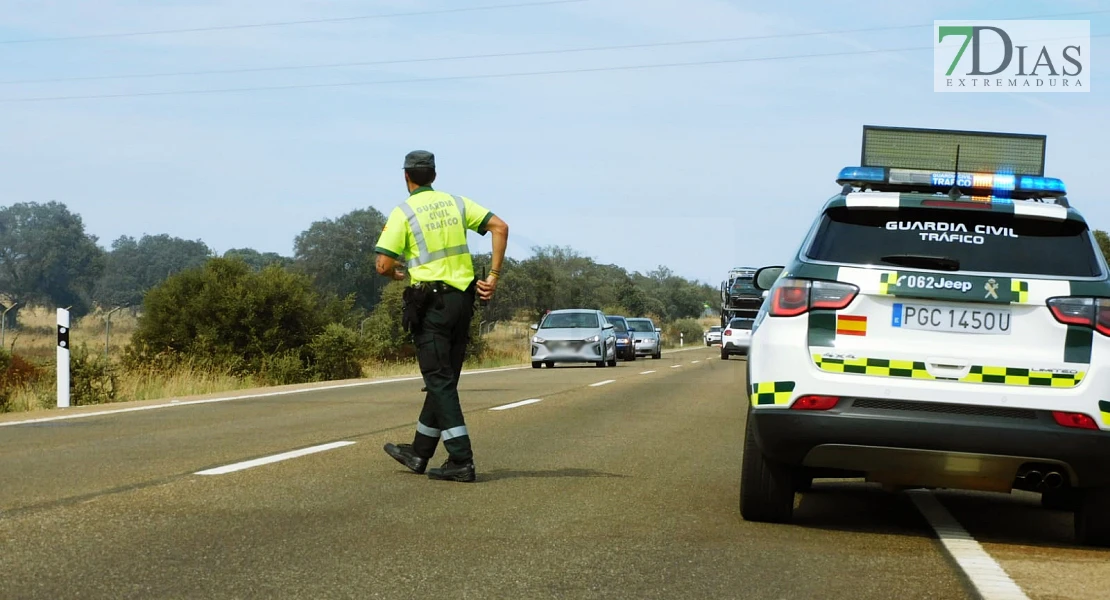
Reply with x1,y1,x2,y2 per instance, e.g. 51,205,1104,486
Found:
411,280,477,463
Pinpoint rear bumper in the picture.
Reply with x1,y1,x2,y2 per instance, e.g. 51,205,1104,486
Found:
532,342,606,362
750,400,1110,490
724,338,750,353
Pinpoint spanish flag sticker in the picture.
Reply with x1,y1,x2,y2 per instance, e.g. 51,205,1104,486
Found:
836,315,867,336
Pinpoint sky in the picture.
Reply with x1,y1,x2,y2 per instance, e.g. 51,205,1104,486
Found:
1,0,1107,286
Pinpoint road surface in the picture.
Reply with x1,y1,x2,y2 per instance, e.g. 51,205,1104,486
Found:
1,347,1107,599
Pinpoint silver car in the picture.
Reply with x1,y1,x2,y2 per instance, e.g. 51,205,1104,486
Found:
530,309,618,368
627,317,662,359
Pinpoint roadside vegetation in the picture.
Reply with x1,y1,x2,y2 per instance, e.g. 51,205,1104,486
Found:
1,201,722,413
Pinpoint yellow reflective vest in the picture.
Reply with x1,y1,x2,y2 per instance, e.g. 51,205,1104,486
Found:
374,186,494,291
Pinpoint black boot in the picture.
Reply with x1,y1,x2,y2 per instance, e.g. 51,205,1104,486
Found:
427,458,476,482
383,443,428,474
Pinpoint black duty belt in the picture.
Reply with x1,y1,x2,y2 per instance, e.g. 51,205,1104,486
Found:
415,281,470,294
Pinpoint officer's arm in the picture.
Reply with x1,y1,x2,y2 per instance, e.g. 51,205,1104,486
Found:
484,215,509,276
374,207,408,280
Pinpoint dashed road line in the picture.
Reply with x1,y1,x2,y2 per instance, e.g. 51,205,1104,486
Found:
490,398,542,411
589,380,615,387
639,370,656,375
670,365,682,368
691,360,701,364
195,441,356,475
908,490,1030,600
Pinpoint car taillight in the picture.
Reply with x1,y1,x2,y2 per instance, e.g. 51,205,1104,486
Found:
769,278,859,317
1052,411,1099,430
724,329,732,336
1046,297,1110,336
791,395,840,410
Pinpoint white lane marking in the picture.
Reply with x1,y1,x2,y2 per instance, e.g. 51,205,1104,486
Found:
195,441,356,475
0,365,529,428
670,365,682,368
490,398,542,411
639,370,656,375
691,360,701,364
908,491,1030,600
589,380,615,387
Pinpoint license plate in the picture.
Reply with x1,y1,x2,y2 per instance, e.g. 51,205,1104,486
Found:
892,303,1011,335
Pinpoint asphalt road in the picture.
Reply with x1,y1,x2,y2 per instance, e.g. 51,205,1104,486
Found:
1,346,1107,599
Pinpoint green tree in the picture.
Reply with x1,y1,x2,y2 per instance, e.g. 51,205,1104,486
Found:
223,247,294,271
94,234,212,308
294,208,388,313
1094,230,1110,262
127,258,326,376
0,201,105,321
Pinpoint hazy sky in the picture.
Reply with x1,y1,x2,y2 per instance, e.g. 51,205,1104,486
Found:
1,0,1106,286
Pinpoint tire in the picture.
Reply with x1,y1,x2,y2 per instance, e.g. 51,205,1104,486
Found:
544,361,554,368
1075,488,1110,547
627,347,636,361
721,349,728,360
652,348,661,359
608,358,617,367
739,412,796,523
596,360,606,367
532,361,541,369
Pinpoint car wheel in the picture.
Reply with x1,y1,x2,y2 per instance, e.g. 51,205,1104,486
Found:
1075,488,1110,547
596,360,606,367
739,413,796,523
608,357,617,367
544,361,554,368
652,349,661,359
721,349,728,360
532,361,541,369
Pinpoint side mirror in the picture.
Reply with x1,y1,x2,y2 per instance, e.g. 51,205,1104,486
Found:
754,265,785,291
602,323,614,330
530,324,538,330
655,327,662,333
761,290,769,299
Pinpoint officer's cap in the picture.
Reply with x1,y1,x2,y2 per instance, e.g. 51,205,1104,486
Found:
403,150,435,170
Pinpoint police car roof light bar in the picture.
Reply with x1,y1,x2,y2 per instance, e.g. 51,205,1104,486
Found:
836,166,1067,200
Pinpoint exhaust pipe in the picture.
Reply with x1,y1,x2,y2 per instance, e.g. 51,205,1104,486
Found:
1043,471,1064,490
1023,470,1043,488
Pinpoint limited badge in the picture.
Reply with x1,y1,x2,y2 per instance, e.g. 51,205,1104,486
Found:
984,278,999,300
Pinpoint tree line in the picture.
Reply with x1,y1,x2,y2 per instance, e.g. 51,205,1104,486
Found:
0,200,718,331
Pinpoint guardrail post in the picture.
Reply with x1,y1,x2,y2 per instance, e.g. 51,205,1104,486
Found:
680,332,684,348
57,308,71,409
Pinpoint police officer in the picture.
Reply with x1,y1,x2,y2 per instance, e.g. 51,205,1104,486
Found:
374,150,509,482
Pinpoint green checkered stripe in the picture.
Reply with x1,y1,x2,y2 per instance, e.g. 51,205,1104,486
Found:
1100,401,1110,427
813,354,1084,388
750,381,796,406
1011,279,1029,303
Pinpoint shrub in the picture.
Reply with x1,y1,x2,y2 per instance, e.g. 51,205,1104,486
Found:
1,349,45,411
666,318,704,347
307,323,365,381
127,259,326,375
258,350,309,386
70,346,118,406
363,281,411,361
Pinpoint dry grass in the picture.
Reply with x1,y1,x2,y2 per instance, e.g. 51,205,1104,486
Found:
2,316,533,413
3,305,137,362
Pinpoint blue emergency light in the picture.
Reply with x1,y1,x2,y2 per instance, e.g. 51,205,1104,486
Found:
836,166,1066,199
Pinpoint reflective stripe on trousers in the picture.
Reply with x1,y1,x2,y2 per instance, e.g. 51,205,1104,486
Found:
399,195,470,268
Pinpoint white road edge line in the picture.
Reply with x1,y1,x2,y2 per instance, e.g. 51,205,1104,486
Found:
195,441,356,476
670,365,682,368
589,380,615,387
0,365,530,428
639,370,656,375
908,490,1030,600
490,398,542,411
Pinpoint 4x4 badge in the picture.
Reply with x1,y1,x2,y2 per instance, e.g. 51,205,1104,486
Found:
984,278,999,299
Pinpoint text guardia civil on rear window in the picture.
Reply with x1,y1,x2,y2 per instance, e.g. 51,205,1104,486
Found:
934,20,1089,92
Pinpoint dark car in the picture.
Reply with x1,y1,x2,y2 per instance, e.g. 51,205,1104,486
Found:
605,315,636,361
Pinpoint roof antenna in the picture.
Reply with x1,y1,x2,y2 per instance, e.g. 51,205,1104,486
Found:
948,144,963,200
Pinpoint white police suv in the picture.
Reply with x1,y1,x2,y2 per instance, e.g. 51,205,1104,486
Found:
741,126,1110,547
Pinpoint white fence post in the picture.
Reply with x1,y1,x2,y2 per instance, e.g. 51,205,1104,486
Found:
680,332,684,347
57,308,70,409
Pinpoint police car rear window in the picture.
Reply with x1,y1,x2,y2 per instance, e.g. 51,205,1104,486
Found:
807,206,1102,277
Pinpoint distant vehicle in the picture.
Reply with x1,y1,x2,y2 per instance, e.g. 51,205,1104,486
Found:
531,309,617,368
705,326,723,346
605,315,637,361
627,317,662,359
720,317,753,359
721,266,761,326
